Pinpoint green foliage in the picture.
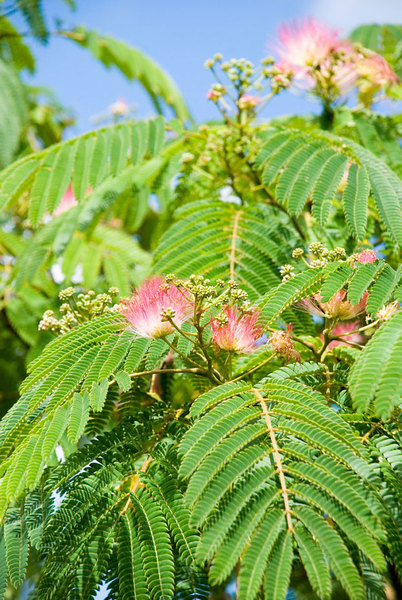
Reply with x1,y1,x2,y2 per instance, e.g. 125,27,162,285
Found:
0,117,168,221
27,423,200,599
0,11,401,600
180,380,387,600
349,310,402,418
0,61,27,168
256,128,402,245
153,199,296,300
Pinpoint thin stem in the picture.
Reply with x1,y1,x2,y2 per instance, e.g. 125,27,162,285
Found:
109,367,207,387
120,455,152,515
193,298,223,384
321,362,332,404
360,424,380,444
254,90,276,115
162,337,203,369
228,353,233,380
164,316,197,343
231,354,275,382
336,319,380,337
253,388,293,532
327,338,364,349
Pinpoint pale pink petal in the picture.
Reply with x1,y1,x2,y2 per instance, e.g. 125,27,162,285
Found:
357,250,377,264
211,307,263,353
121,277,192,339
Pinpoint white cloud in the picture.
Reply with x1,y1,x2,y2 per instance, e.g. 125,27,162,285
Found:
307,0,401,30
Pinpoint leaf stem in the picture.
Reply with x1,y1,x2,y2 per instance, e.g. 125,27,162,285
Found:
253,388,294,532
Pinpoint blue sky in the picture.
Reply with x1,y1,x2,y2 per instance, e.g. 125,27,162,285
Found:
14,0,402,135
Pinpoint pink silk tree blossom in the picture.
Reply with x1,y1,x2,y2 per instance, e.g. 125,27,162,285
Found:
211,307,263,353
301,290,368,321
275,18,340,67
120,277,192,339
377,301,399,321
52,185,78,216
269,323,300,362
357,249,377,264
238,94,261,109
325,321,365,349
358,53,399,88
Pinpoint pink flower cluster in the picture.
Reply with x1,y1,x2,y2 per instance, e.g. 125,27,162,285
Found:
206,89,221,102
269,324,300,362
52,185,78,216
358,53,399,88
273,18,399,100
51,184,93,216
324,321,364,350
120,278,266,354
120,277,191,339
211,307,263,353
238,94,261,110
357,249,377,264
109,98,129,117
301,290,368,321
276,18,339,68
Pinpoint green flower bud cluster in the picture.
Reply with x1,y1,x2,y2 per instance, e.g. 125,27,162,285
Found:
204,53,291,122
204,53,223,70
309,258,329,269
161,307,176,321
308,241,325,256
306,243,347,266
292,248,304,259
165,275,251,316
289,244,351,274
38,287,120,335
279,264,295,282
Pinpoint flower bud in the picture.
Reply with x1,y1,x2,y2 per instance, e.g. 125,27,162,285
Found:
292,248,304,259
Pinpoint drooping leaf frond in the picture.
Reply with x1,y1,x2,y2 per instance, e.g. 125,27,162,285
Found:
0,314,174,514
33,423,199,600
0,61,27,168
153,199,296,300
180,379,387,600
349,310,402,419
0,117,169,225
255,128,402,245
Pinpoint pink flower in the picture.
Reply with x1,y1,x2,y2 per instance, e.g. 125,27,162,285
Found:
120,277,192,339
211,307,263,353
301,290,368,320
358,53,399,88
109,98,129,116
275,18,340,68
329,42,360,94
324,321,364,349
238,94,261,109
273,19,360,98
270,323,300,362
52,185,78,216
357,249,377,264
206,89,221,101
